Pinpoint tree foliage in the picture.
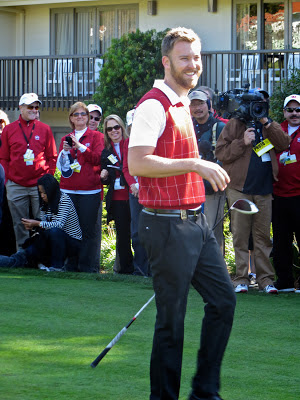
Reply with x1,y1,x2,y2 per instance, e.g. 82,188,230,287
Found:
270,69,300,123
93,29,168,122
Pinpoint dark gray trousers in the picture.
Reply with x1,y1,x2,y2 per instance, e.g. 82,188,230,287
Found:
139,212,236,400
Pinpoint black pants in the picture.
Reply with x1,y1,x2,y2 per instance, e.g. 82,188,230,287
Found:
272,194,300,285
139,212,236,400
25,227,80,268
112,200,133,274
67,193,101,273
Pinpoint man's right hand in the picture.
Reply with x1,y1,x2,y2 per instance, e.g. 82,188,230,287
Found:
244,127,255,145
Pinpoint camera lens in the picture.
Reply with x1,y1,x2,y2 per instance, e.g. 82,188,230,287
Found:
251,101,268,119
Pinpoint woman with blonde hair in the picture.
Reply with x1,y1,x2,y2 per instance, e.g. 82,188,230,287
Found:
57,102,104,272
101,114,133,274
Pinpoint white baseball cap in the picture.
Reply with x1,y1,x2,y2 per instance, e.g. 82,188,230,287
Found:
188,90,208,102
126,109,135,126
87,104,102,115
19,93,41,106
284,94,300,107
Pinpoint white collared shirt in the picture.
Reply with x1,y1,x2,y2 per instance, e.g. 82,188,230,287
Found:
129,80,190,148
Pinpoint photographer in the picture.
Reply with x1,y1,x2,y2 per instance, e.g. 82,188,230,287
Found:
216,88,290,294
101,115,133,275
189,90,226,254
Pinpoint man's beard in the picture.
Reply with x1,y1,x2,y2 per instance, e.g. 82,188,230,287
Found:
170,59,200,90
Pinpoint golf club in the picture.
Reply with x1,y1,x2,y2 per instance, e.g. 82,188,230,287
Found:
90,199,258,368
91,293,155,368
212,198,259,230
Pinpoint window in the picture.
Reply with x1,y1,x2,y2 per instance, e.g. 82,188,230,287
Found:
51,5,138,55
292,2,300,48
236,3,258,50
264,3,284,49
234,0,299,50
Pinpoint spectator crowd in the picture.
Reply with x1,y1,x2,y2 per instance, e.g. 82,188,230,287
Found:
0,88,299,293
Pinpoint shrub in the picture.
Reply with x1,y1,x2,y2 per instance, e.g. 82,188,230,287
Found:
270,69,300,123
93,28,168,121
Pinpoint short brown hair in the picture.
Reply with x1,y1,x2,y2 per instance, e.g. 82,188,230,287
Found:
68,102,89,130
103,114,128,149
161,27,201,57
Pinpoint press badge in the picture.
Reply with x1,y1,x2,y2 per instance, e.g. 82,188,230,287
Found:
23,149,34,165
280,152,297,165
108,154,118,164
70,160,82,173
253,138,274,157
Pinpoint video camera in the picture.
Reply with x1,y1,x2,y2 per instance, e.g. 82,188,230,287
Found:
213,87,269,123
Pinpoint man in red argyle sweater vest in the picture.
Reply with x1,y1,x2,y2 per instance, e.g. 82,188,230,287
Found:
128,27,236,400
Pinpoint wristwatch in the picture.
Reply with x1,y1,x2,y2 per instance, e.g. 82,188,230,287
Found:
263,118,272,127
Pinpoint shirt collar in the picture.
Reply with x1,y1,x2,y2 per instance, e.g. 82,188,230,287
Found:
153,79,190,108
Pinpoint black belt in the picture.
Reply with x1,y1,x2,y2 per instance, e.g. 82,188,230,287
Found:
142,207,202,220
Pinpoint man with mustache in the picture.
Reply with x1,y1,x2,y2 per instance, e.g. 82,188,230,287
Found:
272,94,300,293
0,93,57,251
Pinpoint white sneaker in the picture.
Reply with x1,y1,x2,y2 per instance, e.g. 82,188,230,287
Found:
38,263,50,272
263,285,278,294
235,284,248,293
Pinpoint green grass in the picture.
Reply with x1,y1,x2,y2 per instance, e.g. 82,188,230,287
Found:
0,269,299,400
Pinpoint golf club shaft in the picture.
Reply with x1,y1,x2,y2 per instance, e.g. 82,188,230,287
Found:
212,208,231,230
91,294,155,368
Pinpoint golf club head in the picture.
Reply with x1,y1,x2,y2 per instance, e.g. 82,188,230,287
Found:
231,199,259,214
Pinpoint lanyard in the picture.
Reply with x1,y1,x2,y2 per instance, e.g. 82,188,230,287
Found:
288,130,299,153
19,122,35,148
112,141,123,164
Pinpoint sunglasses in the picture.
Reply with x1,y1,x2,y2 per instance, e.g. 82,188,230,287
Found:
90,115,101,121
284,107,300,113
72,112,87,117
27,105,39,110
0,119,5,124
107,124,121,133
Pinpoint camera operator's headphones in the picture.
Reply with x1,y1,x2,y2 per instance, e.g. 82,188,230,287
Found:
198,90,212,109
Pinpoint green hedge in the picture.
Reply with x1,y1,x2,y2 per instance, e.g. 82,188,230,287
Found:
93,28,168,122
270,69,300,123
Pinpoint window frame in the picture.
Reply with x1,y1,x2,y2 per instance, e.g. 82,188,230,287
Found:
232,0,293,50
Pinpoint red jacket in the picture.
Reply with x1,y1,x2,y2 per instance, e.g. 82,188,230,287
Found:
58,128,104,195
273,120,300,197
0,116,57,187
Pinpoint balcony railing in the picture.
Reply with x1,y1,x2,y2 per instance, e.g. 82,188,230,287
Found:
0,55,103,110
199,49,300,95
0,50,299,110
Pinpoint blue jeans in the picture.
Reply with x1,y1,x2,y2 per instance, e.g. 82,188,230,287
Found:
26,227,80,269
129,193,149,276
139,212,236,400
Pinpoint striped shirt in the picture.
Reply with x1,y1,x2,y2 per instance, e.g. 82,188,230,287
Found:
40,192,82,241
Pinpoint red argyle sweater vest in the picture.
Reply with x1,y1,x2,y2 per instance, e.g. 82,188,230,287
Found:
136,88,205,209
